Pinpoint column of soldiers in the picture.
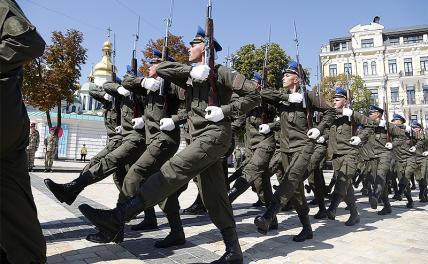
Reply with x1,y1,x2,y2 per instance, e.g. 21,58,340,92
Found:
4,1,428,263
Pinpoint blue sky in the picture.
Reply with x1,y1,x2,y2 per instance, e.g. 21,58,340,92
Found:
20,0,428,86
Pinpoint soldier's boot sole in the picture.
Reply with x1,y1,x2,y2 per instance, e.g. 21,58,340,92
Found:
86,228,124,244
44,179,80,205
154,230,186,248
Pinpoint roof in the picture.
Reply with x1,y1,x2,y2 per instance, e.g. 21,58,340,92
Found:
383,24,428,36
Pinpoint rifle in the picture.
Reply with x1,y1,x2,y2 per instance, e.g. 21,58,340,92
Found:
293,21,313,129
345,67,356,135
205,0,219,106
383,86,391,142
314,63,321,123
160,0,174,117
260,26,271,124
131,16,140,77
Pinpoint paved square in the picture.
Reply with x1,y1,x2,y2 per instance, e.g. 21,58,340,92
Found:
31,159,428,263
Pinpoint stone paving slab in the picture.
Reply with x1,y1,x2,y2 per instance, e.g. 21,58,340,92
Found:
30,161,428,263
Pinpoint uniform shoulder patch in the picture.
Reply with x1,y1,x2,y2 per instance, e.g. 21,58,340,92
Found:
3,15,29,37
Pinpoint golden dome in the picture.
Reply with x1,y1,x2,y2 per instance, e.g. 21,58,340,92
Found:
93,40,117,77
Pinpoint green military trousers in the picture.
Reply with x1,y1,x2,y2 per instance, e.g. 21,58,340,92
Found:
27,148,37,170
137,126,236,230
44,150,54,170
367,152,392,198
331,153,358,203
307,144,327,203
1,149,46,263
273,144,315,216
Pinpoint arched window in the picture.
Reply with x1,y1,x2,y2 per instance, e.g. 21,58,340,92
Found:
371,61,377,75
363,62,369,76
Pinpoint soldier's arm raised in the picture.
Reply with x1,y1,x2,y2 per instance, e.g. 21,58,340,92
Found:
89,84,110,105
156,61,191,89
218,65,260,118
260,89,290,107
121,76,148,95
102,82,122,98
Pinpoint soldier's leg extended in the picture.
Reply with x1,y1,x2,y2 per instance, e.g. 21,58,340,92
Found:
327,154,358,223
343,183,360,226
45,135,145,205
290,181,313,242
370,155,391,212
403,159,416,208
82,137,122,174
228,144,274,204
254,146,313,235
27,148,36,171
1,150,46,263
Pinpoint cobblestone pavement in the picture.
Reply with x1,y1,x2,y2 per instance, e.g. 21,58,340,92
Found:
31,160,428,263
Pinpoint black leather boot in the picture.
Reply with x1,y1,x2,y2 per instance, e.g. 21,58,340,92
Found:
254,199,282,235
211,227,243,264
252,199,265,207
86,227,124,243
44,172,91,205
226,166,244,185
345,202,360,226
404,190,414,208
378,195,392,215
394,183,406,201
154,213,186,248
182,194,207,215
326,193,342,220
130,207,158,231
227,177,251,204
293,214,313,242
369,184,383,210
419,179,428,202
79,195,146,243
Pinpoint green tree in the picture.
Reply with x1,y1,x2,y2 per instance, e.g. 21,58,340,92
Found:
23,29,87,135
233,43,291,88
318,74,371,113
139,34,189,76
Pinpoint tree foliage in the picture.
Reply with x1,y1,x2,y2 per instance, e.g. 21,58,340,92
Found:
318,74,372,113
139,34,189,76
232,43,291,89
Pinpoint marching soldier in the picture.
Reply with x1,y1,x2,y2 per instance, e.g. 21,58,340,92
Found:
27,122,40,171
233,145,243,169
44,127,58,172
0,0,47,262
78,26,260,264
254,61,335,241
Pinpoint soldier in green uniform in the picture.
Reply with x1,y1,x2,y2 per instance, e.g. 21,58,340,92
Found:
233,145,243,169
44,78,147,209
324,88,376,226
27,122,40,171
254,61,335,242
0,0,46,262
390,113,415,208
78,26,260,264
44,127,58,172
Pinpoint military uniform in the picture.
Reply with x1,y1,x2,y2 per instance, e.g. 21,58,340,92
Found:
0,0,46,262
27,126,40,170
233,147,243,168
44,131,58,171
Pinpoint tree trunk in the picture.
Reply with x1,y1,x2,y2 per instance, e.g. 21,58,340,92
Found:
46,110,52,128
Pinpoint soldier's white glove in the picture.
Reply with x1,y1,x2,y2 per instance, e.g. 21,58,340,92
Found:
409,146,416,153
316,136,325,144
259,124,271,134
342,108,353,117
132,117,145,129
307,128,321,139
103,93,113,101
350,136,361,145
205,106,224,122
422,151,428,157
385,142,393,150
115,126,123,134
379,120,386,127
159,118,175,131
141,78,161,92
190,65,210,80
405,125,412,133
117,86,131,96
288,93,303,103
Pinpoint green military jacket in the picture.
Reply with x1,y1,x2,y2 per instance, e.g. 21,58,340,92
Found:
0,0,45,157
361,122,403,159
28,129,40,150
156,62,260,138
122,76,185,145
103,82,145,138
44,133,58,152
414,131,427,162
328,109,372,156
392,125,415,162
89,83,122,139
261,90,335,153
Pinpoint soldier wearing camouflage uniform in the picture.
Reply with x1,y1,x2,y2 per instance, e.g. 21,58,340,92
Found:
27,122,40,171
0,0,46,262
78,27,260,264
44,128,58,172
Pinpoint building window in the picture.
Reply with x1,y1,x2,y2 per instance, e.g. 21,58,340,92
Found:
407,86,415,105
389,37,399,46
344,63,352,75
388,59,397,74
340,42,348,51
369,87,379,104
363,62,369,76
332,43,340,52
361,38,374,48
403,35,423,44
371,61,377,75
423,85,428,104
88,97,93,111
404,58,413,76
82,96,86,110
329,64,337,76
390,87,399,102
421,56,428,74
